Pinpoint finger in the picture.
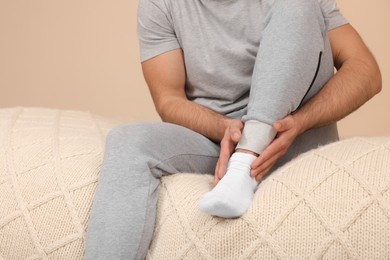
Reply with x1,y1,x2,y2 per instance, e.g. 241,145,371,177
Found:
217,122,243,180
214,159,222,186
214,159,220,176
273,120,284,132
216,151,230,179
255,152,280,181
274,116,293,132
254,159,275,179
218,142,232,180
230,131,241,142
229,124,243,142
255,165,272,181
252,138,285,169
255,163,274,181
252,150,283,178
217,158,231,181
214,176,220,186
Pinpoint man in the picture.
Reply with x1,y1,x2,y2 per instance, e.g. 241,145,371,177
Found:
84,0,381,259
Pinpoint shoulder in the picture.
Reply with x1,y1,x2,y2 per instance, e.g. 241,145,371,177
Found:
138,0,172,11
317,0,348,31
317,0,340,14
138,0,173,23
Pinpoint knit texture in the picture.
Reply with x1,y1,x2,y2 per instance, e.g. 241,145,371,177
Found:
0,107,115,259
1,107,389,259
148,137,390,259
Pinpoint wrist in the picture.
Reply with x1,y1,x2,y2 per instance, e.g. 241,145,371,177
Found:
292,112,309,136
215,117,233,141
220,117,240,131
215,117,243,142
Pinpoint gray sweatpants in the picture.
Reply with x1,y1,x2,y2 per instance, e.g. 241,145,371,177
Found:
84,0,339,259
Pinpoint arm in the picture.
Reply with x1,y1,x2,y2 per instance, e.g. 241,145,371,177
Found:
294,24,382,133
250,24,382,178
142,49,238,143
247,24,381,179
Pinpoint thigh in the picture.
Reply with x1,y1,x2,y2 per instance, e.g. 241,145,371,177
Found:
104,121,221,178
86,122,221,260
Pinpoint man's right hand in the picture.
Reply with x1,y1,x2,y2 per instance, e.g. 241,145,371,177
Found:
214,119,244,185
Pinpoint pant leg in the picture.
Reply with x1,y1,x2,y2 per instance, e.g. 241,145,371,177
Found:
84,122,220,260
237,0,335,155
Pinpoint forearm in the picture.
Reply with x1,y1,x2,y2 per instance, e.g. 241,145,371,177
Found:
294,53,382,135
158,97,233,143
142,49,235,143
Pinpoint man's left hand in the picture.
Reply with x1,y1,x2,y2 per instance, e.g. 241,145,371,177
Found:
250,114,302,181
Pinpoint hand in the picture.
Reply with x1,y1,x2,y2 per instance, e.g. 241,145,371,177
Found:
250,114,303,181
214,119,244,185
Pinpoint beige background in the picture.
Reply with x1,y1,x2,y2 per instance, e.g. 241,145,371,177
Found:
0,0,389,137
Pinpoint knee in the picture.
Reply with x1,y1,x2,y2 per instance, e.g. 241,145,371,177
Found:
105,123,152,152
100,124,157,180
105,122,174,155
269,0,326,37
273,0,323,23
106,124,136,148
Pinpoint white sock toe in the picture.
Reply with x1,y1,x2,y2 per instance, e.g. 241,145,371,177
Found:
199,152,258,218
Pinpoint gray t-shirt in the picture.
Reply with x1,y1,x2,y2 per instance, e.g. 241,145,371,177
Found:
137,0,348,118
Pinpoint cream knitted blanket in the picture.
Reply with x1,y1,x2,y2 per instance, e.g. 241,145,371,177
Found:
0,108,115,259
148,137,390,258
0,107,389,259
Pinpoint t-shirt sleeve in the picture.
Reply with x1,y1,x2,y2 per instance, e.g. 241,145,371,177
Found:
318,0,349,31
137,0,180,62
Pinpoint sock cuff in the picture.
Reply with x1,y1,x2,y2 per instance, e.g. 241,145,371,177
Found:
230,152,257,165
236,120,277,155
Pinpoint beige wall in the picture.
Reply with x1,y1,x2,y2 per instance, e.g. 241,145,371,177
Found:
0,0,389,136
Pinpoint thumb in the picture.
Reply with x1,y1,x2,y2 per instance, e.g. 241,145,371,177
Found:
274,120,285,132
229,120,244,142
230,130,241,142
274,119,289,132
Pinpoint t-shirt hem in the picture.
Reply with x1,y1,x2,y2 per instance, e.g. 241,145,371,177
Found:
140,44,181,62
326,19,349,31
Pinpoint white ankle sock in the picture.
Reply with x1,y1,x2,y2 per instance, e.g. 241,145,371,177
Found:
199,152,258,218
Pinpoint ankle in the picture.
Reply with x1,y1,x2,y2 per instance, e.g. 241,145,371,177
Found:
235,148,259,157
